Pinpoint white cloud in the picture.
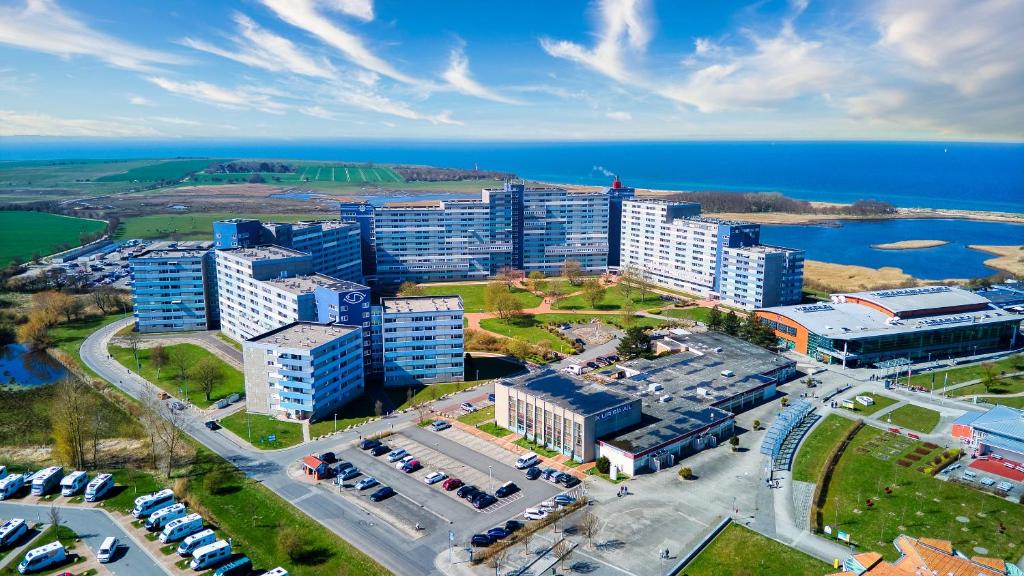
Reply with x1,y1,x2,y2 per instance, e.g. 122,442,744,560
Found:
298,105,339,120
325,0,374,22
0,109,161,136
128,95,155,107
606,110,632,121
327,85,462,125
540,0,651,82
442,43,521,104
693,38,712,55
182,13,335,79
260,0,419,85
0,0,181,72
151,116,200,126
146,77,291,114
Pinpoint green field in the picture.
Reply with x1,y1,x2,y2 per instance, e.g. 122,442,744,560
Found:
115,212,327,240
419,283,542,313
0,211,106,265
220,412,305,449
839,393,898,416
954,373,1024,398
883,404,941,433
0,159,160,201
910,354,1024,388
95,158,226,182
658,307,713,323
480,315,574,350
532,312,668,329
554,284,666,311
792,414,860,483
679,524,830,576
819,426,1023,561
108,343,243,408
186,163,402,186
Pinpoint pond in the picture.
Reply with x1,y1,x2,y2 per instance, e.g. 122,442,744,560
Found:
0,343,69,388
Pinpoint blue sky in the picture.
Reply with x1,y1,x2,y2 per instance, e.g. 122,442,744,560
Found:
0,0,1021,141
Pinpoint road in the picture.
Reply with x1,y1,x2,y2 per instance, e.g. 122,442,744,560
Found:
83,317,549,576
0,501,170,576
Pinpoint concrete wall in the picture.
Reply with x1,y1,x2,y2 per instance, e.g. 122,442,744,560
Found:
242,344,271,415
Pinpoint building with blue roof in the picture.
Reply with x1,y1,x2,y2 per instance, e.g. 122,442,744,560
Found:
951,405,1024,461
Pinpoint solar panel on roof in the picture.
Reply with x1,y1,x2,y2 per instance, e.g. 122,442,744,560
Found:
872,286,951,298
796,304,834,313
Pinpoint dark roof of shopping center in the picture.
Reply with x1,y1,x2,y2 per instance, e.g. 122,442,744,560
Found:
498,371,635,416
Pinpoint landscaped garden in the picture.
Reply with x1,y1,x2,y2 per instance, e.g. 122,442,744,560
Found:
882,404,941,433
418,283,541,313
838,393,898,416
679,523,831,576
553,284,664,311
108,342,243,408
479,315,574,351
792,414,861,483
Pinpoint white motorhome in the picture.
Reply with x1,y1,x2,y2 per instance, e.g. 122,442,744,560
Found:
131,488,175,518
0,465,7,480
0,518,28,547
30,466,64,497
159,513,204,543
145,502,187,531
84,474,114,502
60,471,88,497
17,541,65,574
0,474,25,500
177,529,216,556
189,540,231,570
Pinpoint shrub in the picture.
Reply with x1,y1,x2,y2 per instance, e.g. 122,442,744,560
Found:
678,467,693,479
278,527,318,563
595,456,610,474
203,466,235,495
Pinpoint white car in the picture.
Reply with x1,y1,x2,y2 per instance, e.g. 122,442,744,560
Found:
980,476,995,486
523,508,548,521
996,481,1012,492
386,449,408,463
395,455,415,469
539,500,557,512
460,402,476,412
423,472,447,485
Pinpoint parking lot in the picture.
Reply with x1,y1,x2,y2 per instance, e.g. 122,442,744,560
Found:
940,458,1024,501
38,238,150,290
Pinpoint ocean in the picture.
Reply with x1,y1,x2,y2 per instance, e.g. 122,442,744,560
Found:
3,139,1022,213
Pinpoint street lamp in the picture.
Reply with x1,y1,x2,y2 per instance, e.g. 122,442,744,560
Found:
487,465,493,492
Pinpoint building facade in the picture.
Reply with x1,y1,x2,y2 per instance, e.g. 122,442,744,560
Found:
129,241,217,333
377,296,465,386
951,405,1024,462
243,322,364,421
215,245,314,341
602,177,636,270
719,245,805,309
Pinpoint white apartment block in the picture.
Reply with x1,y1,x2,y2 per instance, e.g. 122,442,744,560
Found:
720,245,805,309
215,246,314,341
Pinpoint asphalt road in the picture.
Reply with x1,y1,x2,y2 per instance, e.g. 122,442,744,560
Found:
0,501,170,576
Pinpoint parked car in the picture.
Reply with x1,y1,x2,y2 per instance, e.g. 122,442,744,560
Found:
487,393,495,402
525,467,541,480
558,474,580,488
457,485,480,500
541,468,559,481
430,420,451,432
504,520,523,532
980,476,995,486
586,361,599,369
460,402,476,413
386,449,409,463
334,461,353,473
495,482,519,498
606,354,619,362
470,534,492,547
370,444,390,456
402,460,421,473
338,467,360,482
486,527,511,540
442,478,463,491
355,477,378,491
96,537,120,563
395,455,415,469
996,481,1012,492
473,494,497,509
318,452,337,464
553,494,576,507
359,439,381,450
523,508,548,521
369,486,395,502
204,421,220,431
424,472,447,485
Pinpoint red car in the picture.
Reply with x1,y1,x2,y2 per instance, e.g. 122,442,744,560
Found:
442,477,463,491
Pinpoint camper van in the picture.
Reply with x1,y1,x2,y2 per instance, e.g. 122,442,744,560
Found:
60,471,88,497
212,555,251,576
189,540,232,570
131,488,175,518
515,452,540,470
96,536,120,563
159,513,204,543
0,518,28,548
841,399,856,410
17,542,65,574
177,529,216,556
145,503,187,531
0,474,25,500
30,466,64,497
84,474,114,502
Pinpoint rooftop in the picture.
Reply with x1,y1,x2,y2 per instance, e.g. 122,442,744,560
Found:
219,245,309,262
247,321,358,348
382,296,463,313
600,398,732,455
967,405,1024,440
829,534,1007,576
132,240,213,259
498,371,636,416
728,244,804,255
264,274,367,295
840,285,991,315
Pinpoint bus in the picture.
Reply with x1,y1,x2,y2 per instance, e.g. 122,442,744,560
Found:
0,518,28,548
30,466,64,497
17,542,65,574
0,474,26,500
189,540,231,571
145,503,186,531
84,474,114,503
159,513,203,543
60,471,88,497
131,489,175,518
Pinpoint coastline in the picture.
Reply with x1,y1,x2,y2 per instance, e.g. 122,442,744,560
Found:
802,260,967,293
968,245,1024,277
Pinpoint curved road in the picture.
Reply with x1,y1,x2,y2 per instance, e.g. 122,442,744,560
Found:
0,501,169,576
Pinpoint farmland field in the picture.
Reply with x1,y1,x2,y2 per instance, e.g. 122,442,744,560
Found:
0,158,161,200
95,158,226,182
115,212,327,240
187,162,403,186
0,210,106,265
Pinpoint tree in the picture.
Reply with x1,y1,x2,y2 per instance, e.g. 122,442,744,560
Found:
485,282,523,320
582,278,604,309
168,346,192,386
752,419,761,431
51,378,92,469
143,389,187,476
150,344,168,380
562,259,583,286
48,506,61,530
91,286,121,315
578,512,600,549
619,301,637,328
553,538,573,571
678,467,693,479
619,266,639,299
503,338,532,361
707,306,723,330
617,326,650,360
398,281,424,296
487,546,510,573
191,357,223,402
374,399,383,418
595,456,611,474
634,272,654,304
18,315,52,350
527,270,545,292
497,267,522,288
722,310,741,336
125,331,142,371
278,527,316,563
982,364,999,393
204,466,235,495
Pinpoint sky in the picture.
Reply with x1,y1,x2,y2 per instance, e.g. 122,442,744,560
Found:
0,0,1021,141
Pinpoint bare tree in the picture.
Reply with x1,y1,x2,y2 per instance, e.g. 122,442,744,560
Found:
398,281,424,296
582,279,603,309
143,389,187,476
552,539,572,570
168,347,192,388
635,272,654,304
190,357,223,402
51,378,92,469
91,286,121,315
619,266,639,299
150,344,168,380
48,506,61,530
578,512,600,549
562,260,583,286
488,546,510,573
125,331,142,371
374,399,384,418
497,267,521,289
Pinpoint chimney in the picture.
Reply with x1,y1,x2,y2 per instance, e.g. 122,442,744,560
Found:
612,175,622,189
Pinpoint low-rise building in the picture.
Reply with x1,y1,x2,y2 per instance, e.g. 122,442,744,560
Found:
129,241,217,333
243,322,364,421
831,535,1011,576
376,296,465,386
951,405,1024,462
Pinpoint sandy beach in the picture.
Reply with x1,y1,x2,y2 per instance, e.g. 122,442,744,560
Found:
870,240,949,250
968,245,1024,276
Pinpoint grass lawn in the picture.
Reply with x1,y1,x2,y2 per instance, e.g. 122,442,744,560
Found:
0,211,106,265
883,404,941,433
953,373,1024,398
108,343,243,408
480,315,573,350
910,354,1024,388
657,307,713,323
49,313,123,371
679,523,830,576
819,426,1023,561
839,393,898,416
478,422,512,438
418,283,541,313
554,285,665,311
102,469,166,515
514,437,560,458
220,412,304,449
792,414,861,483
385,380,480,412
532,312,667,329
115,212,327,241
0,525,80,576
216,331,242,351
458,405,495,426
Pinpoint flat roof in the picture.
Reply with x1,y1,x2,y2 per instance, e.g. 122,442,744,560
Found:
840,286,990,314
600,398,732,454
248,321,358,348
218,245,308,262
969,405,1024,440
264,274,367,295
132,241,212,259
728,244,804,255
499,371,636,416
382,296,463,313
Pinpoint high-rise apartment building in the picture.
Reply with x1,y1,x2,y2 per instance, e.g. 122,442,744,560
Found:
601,177,636,269
720,245,804,309
129,241,217,333
376,296,465,386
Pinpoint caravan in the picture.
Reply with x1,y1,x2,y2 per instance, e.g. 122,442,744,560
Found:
212,556,251,576
84,474,114,502
131,489,175,518
0,465,7,480
30,466,63,497
0,474,25,500
0,518,28,548
264,569,289,576
189,540,231,570
60,471,88,497
17,542,65,574
159,513,203,543
145,503,187,531
177,529,216,556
